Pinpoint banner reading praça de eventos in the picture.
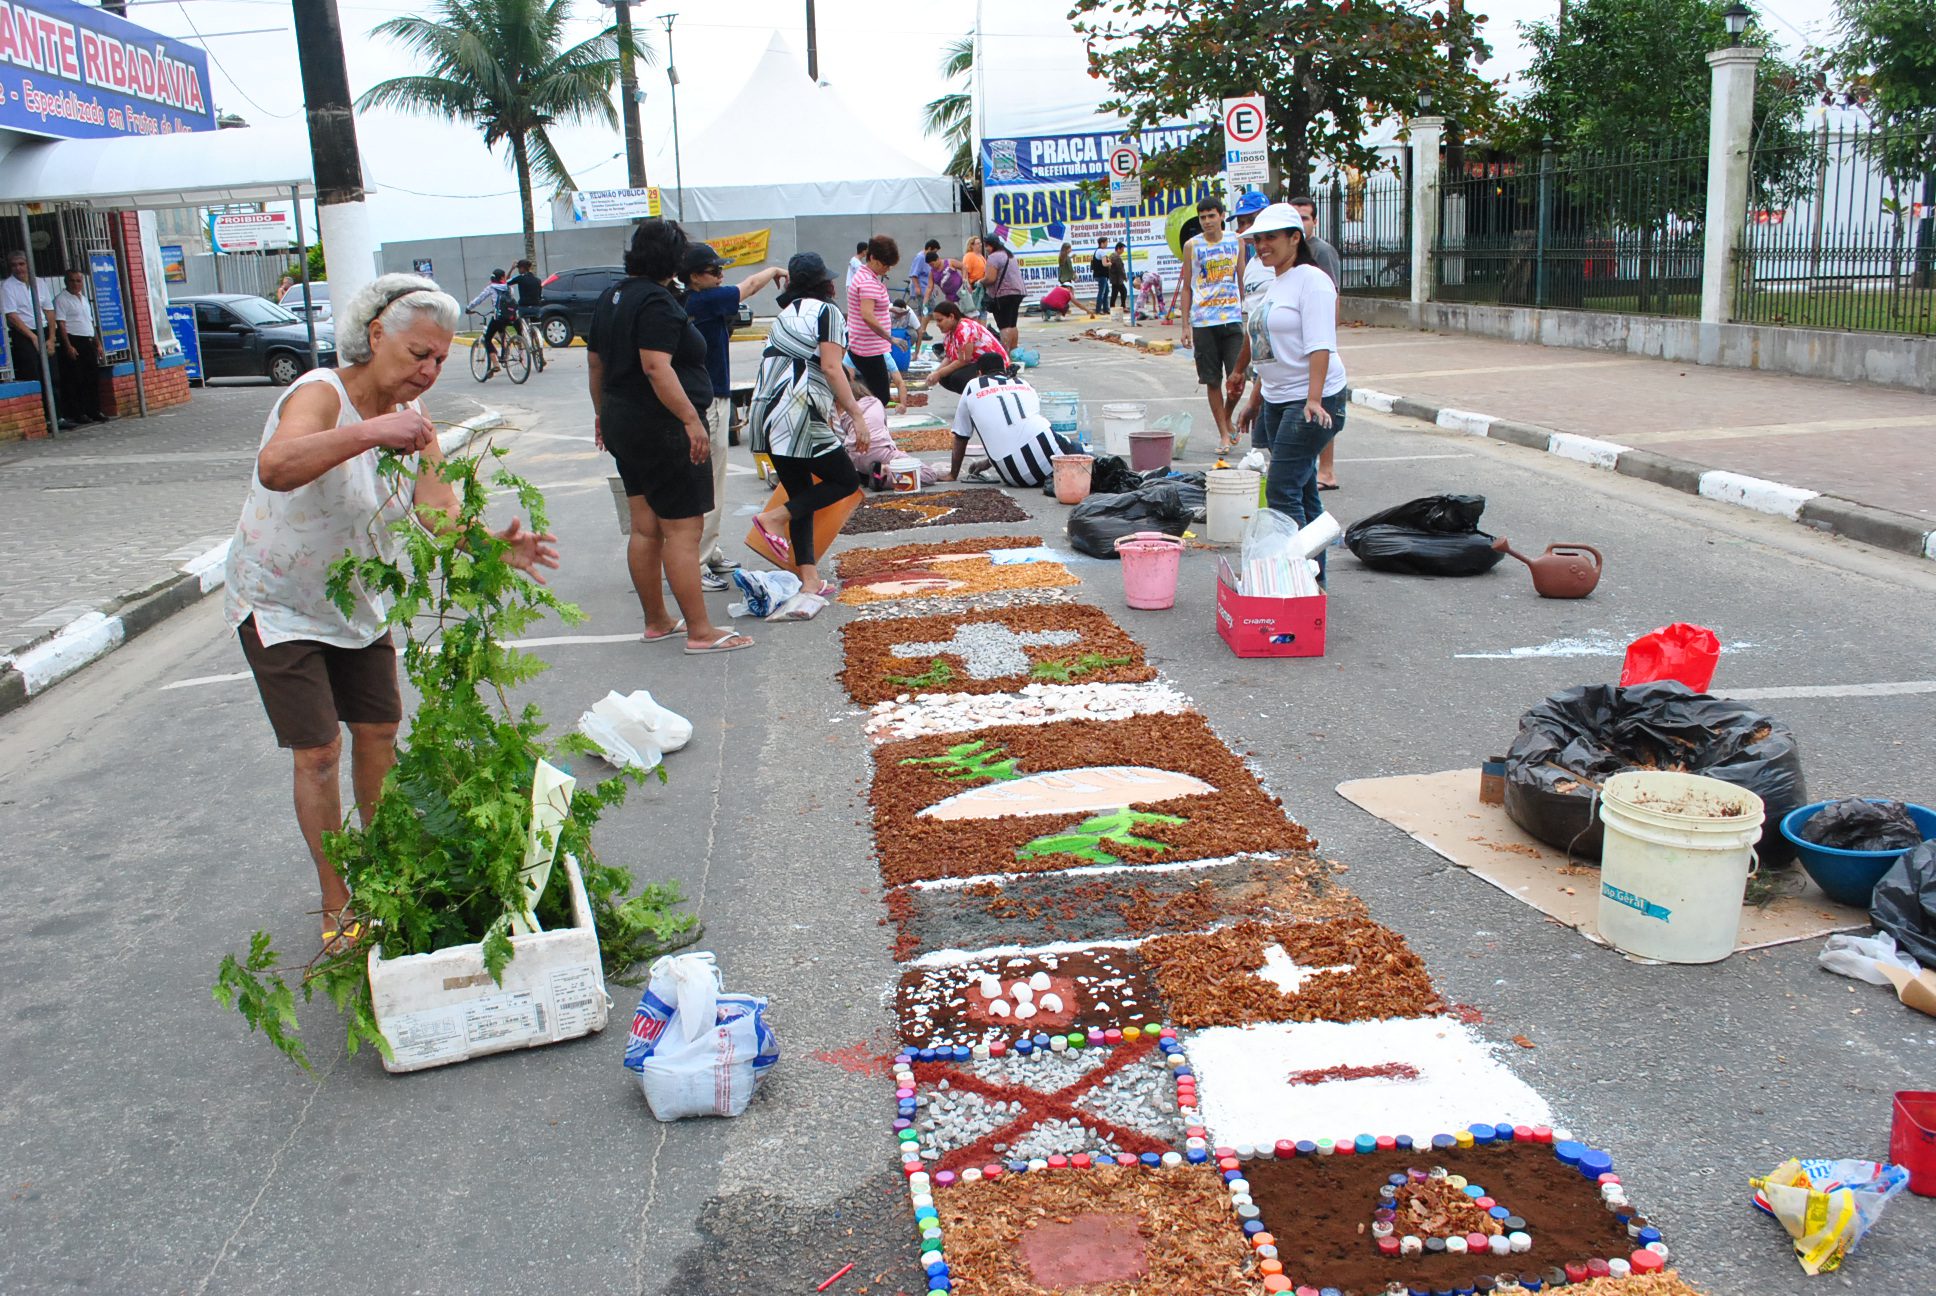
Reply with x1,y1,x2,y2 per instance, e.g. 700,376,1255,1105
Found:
981,124,1213,304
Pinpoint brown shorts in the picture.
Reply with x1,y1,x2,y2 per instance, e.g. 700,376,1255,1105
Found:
237,616,402,749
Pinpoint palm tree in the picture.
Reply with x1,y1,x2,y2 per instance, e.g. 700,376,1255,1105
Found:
358,0,647,263
923,35,974,183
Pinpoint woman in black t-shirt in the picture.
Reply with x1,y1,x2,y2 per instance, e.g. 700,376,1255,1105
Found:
588,219,752,654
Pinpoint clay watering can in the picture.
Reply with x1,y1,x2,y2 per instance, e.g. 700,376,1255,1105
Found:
1491,539,1604,598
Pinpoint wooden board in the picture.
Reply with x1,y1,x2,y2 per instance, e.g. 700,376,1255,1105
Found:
743,483,863,571
1335,768,1869,956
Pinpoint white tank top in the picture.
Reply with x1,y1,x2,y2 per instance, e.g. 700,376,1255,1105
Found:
223,368,421,648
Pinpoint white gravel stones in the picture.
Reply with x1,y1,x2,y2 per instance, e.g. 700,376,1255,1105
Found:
848,587,1079,622
888,622,1082,679
1187,1017,1554,1148
1074,1066,1188,1143
865,681,1196,742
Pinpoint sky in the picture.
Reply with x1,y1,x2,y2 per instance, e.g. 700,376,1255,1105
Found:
115,0,1841,247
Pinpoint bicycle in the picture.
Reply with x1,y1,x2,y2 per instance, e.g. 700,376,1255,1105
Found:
517,311,547,373
467,310,530,384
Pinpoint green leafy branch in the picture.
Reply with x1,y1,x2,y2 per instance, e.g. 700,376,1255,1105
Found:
885,657,958,690
1029,652,1135,683
215,441,698,1069
900,739,1021,783
1015,808,1189,866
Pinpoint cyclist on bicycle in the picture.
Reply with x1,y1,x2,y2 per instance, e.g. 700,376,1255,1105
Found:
465,269,515,376
510,259,546,368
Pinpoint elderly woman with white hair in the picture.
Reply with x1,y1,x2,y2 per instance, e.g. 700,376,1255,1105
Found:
223,273,559,943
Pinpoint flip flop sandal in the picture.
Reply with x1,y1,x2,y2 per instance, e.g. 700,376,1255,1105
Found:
685,631,755,655
641,619,687,643
813,580,839,598
753,519,792,560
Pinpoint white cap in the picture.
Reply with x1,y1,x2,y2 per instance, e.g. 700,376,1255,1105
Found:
1238,202,1305,238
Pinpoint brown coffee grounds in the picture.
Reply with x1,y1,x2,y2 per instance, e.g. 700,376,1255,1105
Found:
1246,1143,1645,1295
895,428,956,452
840,603,1154,705
896,948,1162,1048
1140,918,1444,1028
843,488,1029,534
871,713,1316,886
1287,1062,1422,1087
838,553,1080,605
933,1166,1252,1296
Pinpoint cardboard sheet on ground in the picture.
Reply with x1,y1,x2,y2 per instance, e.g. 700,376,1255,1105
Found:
1336,769,1868,953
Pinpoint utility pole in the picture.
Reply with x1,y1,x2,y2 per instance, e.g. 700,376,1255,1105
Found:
292,0,378,308
805,0,819,81
662,14,684,221
613,1,647,188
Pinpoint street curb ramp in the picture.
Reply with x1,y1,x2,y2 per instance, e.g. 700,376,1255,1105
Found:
0,411,507,720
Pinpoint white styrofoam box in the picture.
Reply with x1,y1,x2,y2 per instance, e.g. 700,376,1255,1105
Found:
369,855,608,1073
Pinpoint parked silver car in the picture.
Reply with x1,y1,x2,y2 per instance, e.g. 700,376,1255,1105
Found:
278,280,331,323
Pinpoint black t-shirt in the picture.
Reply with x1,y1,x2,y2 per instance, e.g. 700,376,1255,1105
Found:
510,271,543,313
590,277,711,425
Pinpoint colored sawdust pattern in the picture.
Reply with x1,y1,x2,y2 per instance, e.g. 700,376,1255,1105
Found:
871,714,1315,886
897,948,1162,1048
1245,1143,1643,1294
844,488,1029,534
836,536,1077,606
884,856,1366,960
840,604,1155,705
933,1166,1251,1296
1140,918,1445,1028
894,427,957,452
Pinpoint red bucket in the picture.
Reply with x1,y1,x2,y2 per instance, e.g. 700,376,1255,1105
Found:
1890,1090,1936,1196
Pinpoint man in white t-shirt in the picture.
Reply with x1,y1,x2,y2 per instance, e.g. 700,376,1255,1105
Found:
3,251,64,426
946,353,1067,487
52,269,106,423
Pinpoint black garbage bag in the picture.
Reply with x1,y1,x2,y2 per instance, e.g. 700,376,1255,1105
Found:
1503,679,1807,867
1872,843,1936,967
1344,493,1506,576
1142,470,1208,522
1801,798,1924,852
1088,454,1141,496
1067,482,1193,558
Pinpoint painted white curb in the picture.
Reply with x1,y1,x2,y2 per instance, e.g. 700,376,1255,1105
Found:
1435,407,1494,437
1697,469,1819,520
1925,531,1936,562
7,612,126,695
181,539,231,593
1547,433,1630,471
438,409,506,457
1349,388,1398,414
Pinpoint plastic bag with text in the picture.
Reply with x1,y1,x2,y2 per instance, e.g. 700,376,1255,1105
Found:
1619,622,1721,692
1750,1157,1908,1274
624,952,778,1121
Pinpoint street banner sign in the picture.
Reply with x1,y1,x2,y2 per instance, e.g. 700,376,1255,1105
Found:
570,187,661,223
1222,94,1270,188
209,211,292,253
1107,141,1142,210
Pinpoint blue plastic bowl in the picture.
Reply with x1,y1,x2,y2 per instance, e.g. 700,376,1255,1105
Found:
1779,800,1936,908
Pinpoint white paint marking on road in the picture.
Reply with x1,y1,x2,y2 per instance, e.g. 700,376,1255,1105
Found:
1697,469,1819,519
9,611,125,693
503,632,646,649
1333,453,1473,464
1435,408,1494,437
1349,388,1398,413
1547,432,1630,470
903,850,1289,892
161,670,253,691
180,538,232,593
1714,680,1936,701
1457,633,1757,660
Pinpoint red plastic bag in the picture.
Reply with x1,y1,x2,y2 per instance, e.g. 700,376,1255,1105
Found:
1620,622,1721,692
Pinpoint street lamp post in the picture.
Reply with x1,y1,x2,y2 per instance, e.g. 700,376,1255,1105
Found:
1723,2,1752,44
662,14,684,221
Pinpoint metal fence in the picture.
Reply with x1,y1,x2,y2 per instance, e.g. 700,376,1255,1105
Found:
1736,126,1936,336
1313,161,1411,297
1435,143,1709,318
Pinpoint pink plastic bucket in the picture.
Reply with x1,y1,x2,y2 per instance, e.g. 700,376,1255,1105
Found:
1128,430,1174,472
1052,453,1094,505
1114,530,1184,610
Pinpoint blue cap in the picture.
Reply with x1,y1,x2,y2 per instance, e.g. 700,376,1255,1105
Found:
1433,1134,1457,1150
951,1045,971,1062
1579,1148,1614,1177
1638,1226,1662,1245
1389,1173,1411,1186
1033,1032,1051,1048
1015,1039,1034,1055
1355,1134,1377,1154
1187,1147,1208,1163
1554,1140,1585,1166
1396,1134,1415,1150
1241,1219,1265,1235
1296,1140,1317,1156
1006,1159,1028,1173
1139,1152,1161,1167
1232,190,1270,216
917,1047,936,1062
925,1259,949,1276
1470,1123,1496,1144
1489,1205,1511,1220
928,1279,951,1293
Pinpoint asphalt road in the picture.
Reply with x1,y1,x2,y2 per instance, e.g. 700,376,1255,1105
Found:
3,330,1932,1296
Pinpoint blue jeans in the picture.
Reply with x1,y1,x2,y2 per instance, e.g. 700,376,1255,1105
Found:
1094,278,1109,314
1259,390,1347,580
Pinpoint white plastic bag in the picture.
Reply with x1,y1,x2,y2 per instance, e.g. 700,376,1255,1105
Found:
577,690,693,771
729,568,803,618
623,952,779,1121
1751,1157,1909,1274
1820,931,1922,986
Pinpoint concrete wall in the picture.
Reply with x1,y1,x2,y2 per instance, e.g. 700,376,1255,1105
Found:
1341,296,1936,395
379,212,980,310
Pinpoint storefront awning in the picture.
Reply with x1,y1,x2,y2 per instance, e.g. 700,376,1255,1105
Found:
0,124,314,210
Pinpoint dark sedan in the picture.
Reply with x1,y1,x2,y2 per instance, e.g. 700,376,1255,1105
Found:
536,265,752,347
175,293,337,385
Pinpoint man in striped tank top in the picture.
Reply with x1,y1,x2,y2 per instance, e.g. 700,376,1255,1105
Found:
1175,195,1246,453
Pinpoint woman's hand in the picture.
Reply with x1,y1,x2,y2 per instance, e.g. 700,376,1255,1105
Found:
497,518,560,584
1303,397,1334,430
593,415,604,452
854,429,872,454
1235,394,1260,437
684,417,710,465
366,408,437,453
1223,370,1248,409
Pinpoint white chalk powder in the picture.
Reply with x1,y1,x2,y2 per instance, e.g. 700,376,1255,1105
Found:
865,681,1196,742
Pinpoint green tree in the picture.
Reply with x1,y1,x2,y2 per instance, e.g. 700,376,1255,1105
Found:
922,35,975,183
1066,0,1497,193
1819,0,1936,288
358,0,646,263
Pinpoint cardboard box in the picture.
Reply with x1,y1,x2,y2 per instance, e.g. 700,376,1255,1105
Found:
1215,573,1326,658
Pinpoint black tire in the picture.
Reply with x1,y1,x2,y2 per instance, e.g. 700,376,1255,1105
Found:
542,314,572,348
266,351,303,386
502,334,531,384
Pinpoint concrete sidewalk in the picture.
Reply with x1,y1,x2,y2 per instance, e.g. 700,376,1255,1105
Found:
1328,322,1935,554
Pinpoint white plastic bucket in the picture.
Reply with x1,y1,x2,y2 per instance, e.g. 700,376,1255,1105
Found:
1205,468,1261,544
1596,771,1766,964
888,457,924,493
1040,391,1081,437
1101,402,1147,457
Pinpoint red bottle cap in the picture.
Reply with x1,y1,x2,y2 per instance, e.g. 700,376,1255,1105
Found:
1474,1197,1495,1211
1599,1173,1621,1185
1376,1135,1396,1151
1336,1138,1356,1157
1587,1259,1611,1278
1072,1153,1092,1169
1115,1153,1138,1166
1218,1157,1240,1172
1252,1232,1276,1249
1378,1237,1401,1257
1215,1147,1238,1160
1047,1154,1068,1169
1630,1250,1666,1274
984,1164,1003,1180
1564,1263,1588,1282
1104,1028,1122,1044
1466,1233,1490,1251
1513,1125,1534,1142
1532,1126,1553,1143
1275,1139,1297,1158
988,1040,1006,1057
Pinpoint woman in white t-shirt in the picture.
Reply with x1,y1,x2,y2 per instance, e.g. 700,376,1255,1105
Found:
1231,202,1349,581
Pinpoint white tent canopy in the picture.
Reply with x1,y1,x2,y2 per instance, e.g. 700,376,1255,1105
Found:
643,33,953,223
0,124,314,210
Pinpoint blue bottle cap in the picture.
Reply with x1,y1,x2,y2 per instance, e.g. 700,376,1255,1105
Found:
1462,1184,1486,1199
914,1206,937,1222
1320,1289,1341,1296
1173,1066,1193,1078
1241,1219,1264,1236
1389,1172,1411,1186
1355,1134,1377,1154
1006,1159,1028,1173
951,1044,971,1062
1433,1133,1457,1150
1295,1140,1317,1156
1553,1139,1585,1165
925,1259,948,1276
1470,1123,1496,1144
917,1047,936,1062
928,1280,950,1293
1396,1134,1415,1150
1222,1168,1242,1183
1139,1152,1161,1167
1488,1205,1510,1220
1578,1149,1613,1177
1523,1282,1542,1292
1015,1039,1034,1056
1033,1032,1051,1048
1186,1147,1207,1163
1638,1226,1662,1245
